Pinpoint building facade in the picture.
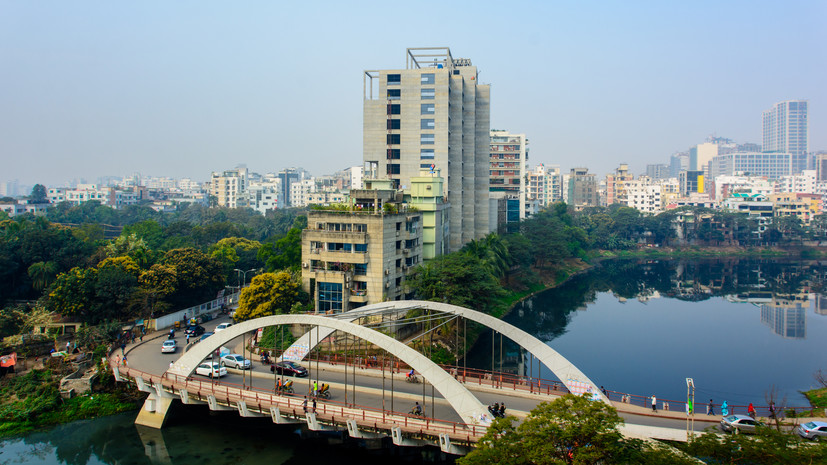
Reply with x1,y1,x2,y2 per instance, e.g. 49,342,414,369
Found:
763,100,808,173
489,130,528,220
301,190,422,313
363,48,490,251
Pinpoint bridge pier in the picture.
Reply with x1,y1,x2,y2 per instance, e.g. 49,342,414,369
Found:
346,419,385,439
134,378,179,429
270,407,301,424
391,427,429,447
207,395,234,412
439,434,471,455
237,401,266,418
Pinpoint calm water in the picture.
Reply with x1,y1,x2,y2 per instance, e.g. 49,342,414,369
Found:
0,408,452,465
468,258,827,407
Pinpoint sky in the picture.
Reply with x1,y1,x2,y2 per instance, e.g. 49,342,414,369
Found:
1,1,825,187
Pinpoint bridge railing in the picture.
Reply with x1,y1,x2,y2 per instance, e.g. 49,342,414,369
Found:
307,354,816,417
111,357,488,439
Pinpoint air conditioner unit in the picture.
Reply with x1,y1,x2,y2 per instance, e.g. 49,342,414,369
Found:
385,269,390,276
403,248,410,255
402,265,408,271
385,282,390,289
302,262,308,268
396,231,400,237
345,283,351,289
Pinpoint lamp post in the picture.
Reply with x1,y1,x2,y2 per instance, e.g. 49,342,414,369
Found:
234,268,259,291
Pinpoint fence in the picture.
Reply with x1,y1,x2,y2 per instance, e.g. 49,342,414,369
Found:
150,292,240,331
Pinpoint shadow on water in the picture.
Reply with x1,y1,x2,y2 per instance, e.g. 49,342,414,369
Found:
3,403,456,465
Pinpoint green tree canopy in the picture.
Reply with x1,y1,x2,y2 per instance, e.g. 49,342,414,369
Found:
29,184,48,203
407,253,504,308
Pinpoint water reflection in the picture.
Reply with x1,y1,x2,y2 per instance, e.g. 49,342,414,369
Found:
465,258,827,404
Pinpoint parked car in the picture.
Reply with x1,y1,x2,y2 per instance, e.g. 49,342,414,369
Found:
720,414,762,434
221,354,251,369
270,361,308,377
199,332,214,342
796,421,827,441
195,362,227,378
161,339,177,353
215,322,233,332
185,325,206,337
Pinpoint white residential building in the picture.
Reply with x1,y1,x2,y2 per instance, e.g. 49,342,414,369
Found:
712,174,774,200
775,170,816,194
625,180,663,214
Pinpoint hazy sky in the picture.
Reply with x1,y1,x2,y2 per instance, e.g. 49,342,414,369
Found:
2,1,825,187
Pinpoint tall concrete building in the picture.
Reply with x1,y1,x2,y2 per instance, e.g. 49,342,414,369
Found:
605,163,633,206
363,47,490,251
489,130,528,220
210,166,248,208
563,168,598,207
763,100,808,173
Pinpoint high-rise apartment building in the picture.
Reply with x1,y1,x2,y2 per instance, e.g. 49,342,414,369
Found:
527,164,562,207
489,130,528,220
605,163,633,206
763,100,808,173
363,48,490,251
209,166,248,208
564,168,598,207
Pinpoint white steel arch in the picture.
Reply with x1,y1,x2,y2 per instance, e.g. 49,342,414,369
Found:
168,314,491,424
285,301,609,403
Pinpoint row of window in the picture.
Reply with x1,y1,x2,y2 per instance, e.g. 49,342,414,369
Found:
387,88,435,100
386,134,435,145
387,73,435,85
315,223,367,232
386,118,436,129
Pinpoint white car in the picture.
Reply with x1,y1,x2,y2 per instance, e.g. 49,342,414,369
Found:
195,362,227,378
215,322,233,332
221,354,251,369
161,340,177,353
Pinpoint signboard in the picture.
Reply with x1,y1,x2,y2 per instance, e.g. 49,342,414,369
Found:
567,379,600,401
282,343,309,361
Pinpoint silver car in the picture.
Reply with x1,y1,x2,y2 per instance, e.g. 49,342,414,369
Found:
221,354,251,370
720,414,762,434
796,421,827,441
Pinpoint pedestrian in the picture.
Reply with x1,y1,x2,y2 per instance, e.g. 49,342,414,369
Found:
66,341,71,352
186,334,190,345
601,386,608,397
651,395,657,412
721,400,729,416
302,396,308,413
169,361,173,369
768,401,776,419
499,403,506,417
139,333,143,342
312,398,317,413
664,402,669,411
122,355,128,366
116,355,121,365
313,380,318,397
748,403,756,419
121,343,126,356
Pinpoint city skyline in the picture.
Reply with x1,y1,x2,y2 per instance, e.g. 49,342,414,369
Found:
1,1,825,186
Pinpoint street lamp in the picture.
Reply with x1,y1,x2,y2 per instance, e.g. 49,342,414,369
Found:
234,268,259,290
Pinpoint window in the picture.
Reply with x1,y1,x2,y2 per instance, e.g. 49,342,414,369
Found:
355,243,367,253
421,88,435,100
387,164,400,175
387,74,401,84
387,119,401,130
387,89,401,100
421,73,435,85
318,282,343,313
420,149,434,159
354,263,367,276
453,70,460,75
386,134,400,144
421,103,435,115
387,149,400,159
387,104,400,115
420,133,434,145
421,119,435,129
420,163,434,169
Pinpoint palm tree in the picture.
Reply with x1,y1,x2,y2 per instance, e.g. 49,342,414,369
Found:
28,261,57,292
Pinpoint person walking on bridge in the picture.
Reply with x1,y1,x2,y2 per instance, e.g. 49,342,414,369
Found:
651,395,657,412
707,399,714,415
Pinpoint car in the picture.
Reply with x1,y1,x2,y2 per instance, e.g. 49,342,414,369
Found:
199,332,214,342
796,421,827,441
195,362,227,378
215,322,233,332
270,361,308,377
221,354,251,369
185,325,205,336
161,339,177,353
720,414,763,434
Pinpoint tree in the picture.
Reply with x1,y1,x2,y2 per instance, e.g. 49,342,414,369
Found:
683,425,827,464
29,184,48,204
459,394,696,465
158,248,225,309
47,267,98,323
234,271,301,321
407,254,503,308
27,261,57,292
259,227,302,272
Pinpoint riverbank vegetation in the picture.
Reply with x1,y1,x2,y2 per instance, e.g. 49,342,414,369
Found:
459,394,827,465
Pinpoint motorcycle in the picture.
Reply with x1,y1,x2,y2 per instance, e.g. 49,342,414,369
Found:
260,354,271,365
405,374,420,384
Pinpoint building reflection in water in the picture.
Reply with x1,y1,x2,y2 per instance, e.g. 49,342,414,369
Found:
759,294,808,339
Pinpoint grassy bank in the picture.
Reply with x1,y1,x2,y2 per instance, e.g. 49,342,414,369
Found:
0,366,144,439
801,387,827,417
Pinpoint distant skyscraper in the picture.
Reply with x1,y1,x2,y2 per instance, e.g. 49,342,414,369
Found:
763,100,808,173
489,130,528,220
363,47,490,251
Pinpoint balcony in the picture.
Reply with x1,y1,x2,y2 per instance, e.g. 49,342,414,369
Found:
305,230,368,242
